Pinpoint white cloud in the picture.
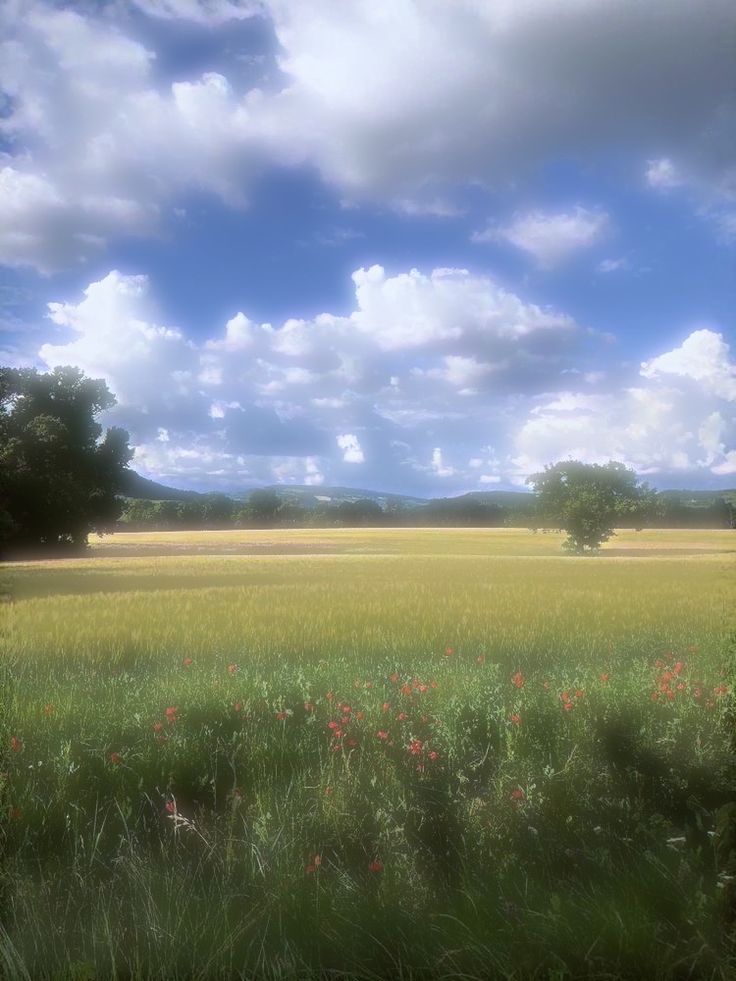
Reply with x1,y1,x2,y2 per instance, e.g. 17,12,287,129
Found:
477,208,608,267
646,158,683,190
641,329,736,401
2,1,735,269
337,433,365,464
596,257,629,274
32,267,735,491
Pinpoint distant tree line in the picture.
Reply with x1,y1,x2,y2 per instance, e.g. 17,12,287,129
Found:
118,487,735,532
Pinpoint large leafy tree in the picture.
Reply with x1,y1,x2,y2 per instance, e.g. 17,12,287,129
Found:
527,460,658,554
0,365,132,552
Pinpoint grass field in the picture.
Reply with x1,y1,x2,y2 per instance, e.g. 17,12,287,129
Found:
1,528,734,979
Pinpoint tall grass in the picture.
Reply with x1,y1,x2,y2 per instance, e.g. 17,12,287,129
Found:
1,529,734,979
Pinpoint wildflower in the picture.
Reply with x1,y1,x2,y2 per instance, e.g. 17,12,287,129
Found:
563,702,574,712
476,654,486,665
511,671,525,690
599,673,610,683
510,789,525,802
400,683,412,696
666,690,675,701
396,712,409,722
693,687,703,700
227,663,238,676
327,720,340,731
341,705,352,715
382,701,391,713
574,689,584,699
10,737,22,753
389,673,400,684
676,683,686,691
346,737,358,748
109,752,123,765
445,647,454,657
234,702,243,713
182,657,193,668
368,859,383,873
408,739,423,756
427,750,439,762
376,730,389,741
673,661,685,676
714,684,729,696
165,706,178,724
510,713,521,726
153,721,164,733
165,800,176,814
560,691,571,704
651,691,660,702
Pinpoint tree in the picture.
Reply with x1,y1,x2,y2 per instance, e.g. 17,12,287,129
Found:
0,365,132,553
527,460,658,554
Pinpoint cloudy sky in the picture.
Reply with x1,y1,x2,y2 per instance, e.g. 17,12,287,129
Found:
1,0,735,495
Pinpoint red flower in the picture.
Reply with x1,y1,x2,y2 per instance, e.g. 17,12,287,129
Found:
10,736,22,753
714,684,729,696
510,788,525,802
182,657,193,668
327,720,340,731
599,673,610,683
673,661,685,676
109,752,123,765
408,739,423,756
382,701,391,713
651,691,660,702
368,859,383,873
165,706,178,724
445,647,454,657
153,721,164,733
341,704,352,715
427,750,439,762
509,713,521,726
389,673,400,684
275,710,288,721
165,800,176,814
234,701,243,713
376,730,389,741
476,654,486,665
574,689,584,699
563,702,574,712
227,663,238,676
560,691,571,704
511,671,525,690
400,683,412,696
396,712,409,721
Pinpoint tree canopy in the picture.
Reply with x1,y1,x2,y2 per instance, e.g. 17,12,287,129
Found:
0,365,132,553
527,460,658,554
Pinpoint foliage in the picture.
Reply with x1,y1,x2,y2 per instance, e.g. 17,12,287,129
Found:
528,459,659,554
0,529,733,978
0,365,131,552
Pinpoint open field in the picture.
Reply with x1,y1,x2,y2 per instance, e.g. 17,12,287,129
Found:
1,529,734,979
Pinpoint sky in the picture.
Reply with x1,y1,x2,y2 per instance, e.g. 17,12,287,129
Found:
1,0,735,496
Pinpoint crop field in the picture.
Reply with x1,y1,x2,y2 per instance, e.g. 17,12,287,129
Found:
1,528,734,980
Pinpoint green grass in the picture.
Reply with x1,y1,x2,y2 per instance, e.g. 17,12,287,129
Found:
1,529,734,979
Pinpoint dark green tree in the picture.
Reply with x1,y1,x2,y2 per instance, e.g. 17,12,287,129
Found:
0,365,132,552
527,460,658,554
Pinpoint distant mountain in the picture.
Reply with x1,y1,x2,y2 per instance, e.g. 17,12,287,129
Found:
242,485,428,510
118,470,206,501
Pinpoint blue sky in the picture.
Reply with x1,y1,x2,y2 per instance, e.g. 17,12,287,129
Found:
1,0,734,495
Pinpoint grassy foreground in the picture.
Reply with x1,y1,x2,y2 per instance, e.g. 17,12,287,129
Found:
1,528,734,979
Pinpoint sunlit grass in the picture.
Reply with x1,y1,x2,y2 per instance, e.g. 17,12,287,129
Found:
0,529,733,979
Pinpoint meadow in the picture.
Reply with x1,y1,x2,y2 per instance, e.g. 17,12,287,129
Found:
1,528,734,980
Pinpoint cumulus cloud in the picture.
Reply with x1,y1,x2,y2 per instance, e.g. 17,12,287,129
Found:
2,0,735,269
337,433,365,464
512,329,736,481
476,208,609,267
646,158,683,190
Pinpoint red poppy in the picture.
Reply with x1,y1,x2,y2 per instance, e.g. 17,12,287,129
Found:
10,736,22,753
165,706,178,723
327,720,340,731
409,739,423,756
227,663,238,676
445,647,454,657
382,701,391,713
182,657,193,668
560,691,571,703
396,712,409,722
673,661,684,675
400,683,412,696
510,713,521,726
376,730,389,741
427,750,439,762
368,859,383,873
574,689,584,699
563,702,574,712
153,721,164,733
599,673,610,683
511,671,525,689
234,701,243,713
714,684,729,695
510,789,525,802
109,752,123,765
